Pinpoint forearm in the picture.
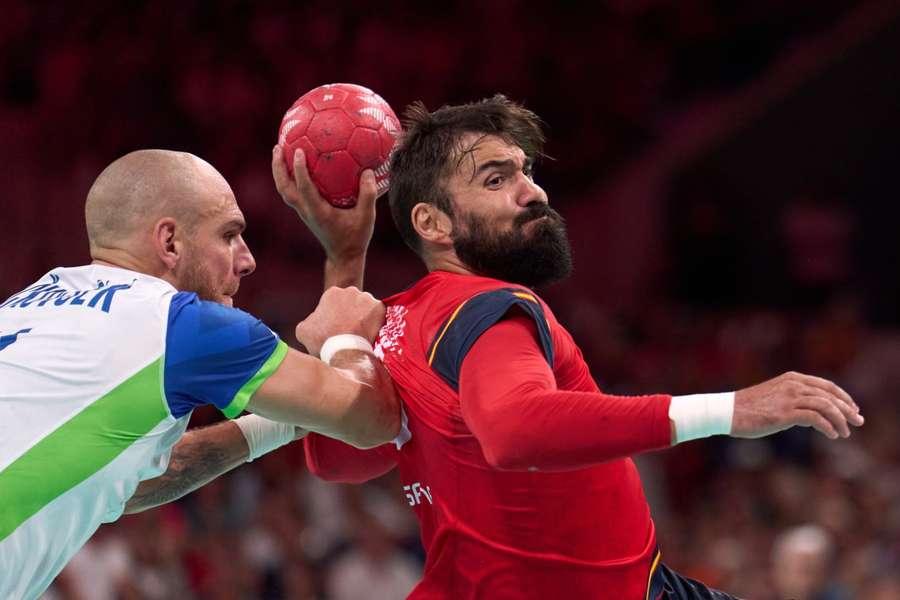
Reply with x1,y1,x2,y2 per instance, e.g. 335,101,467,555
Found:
124,421,249,514
466,384,672,471
324,255,365,289
248,348,400,449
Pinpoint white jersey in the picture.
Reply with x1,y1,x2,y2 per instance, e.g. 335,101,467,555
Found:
0,265,286,599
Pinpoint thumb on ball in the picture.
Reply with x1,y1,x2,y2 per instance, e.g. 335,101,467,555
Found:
358,169,378,207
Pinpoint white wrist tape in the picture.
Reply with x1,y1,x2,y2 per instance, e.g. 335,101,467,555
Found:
668,392,735,444
234,414,298,462
320,334,374,365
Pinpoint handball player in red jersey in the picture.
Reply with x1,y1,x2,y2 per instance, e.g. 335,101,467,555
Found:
270,95,864,600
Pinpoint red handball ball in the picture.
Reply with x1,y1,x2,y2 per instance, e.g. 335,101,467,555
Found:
278,83,401,208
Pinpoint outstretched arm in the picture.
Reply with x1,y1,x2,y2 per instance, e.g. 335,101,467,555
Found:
460,316,863,472
460,317,671,471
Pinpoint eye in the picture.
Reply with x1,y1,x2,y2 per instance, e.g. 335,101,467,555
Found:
524,164,535,179
486,175,505,188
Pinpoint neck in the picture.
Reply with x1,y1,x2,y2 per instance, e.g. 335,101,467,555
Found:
423,248,476,277
90,247,169,283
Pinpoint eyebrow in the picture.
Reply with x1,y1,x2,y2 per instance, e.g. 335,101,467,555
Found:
469,158,522,183
221,218,246,232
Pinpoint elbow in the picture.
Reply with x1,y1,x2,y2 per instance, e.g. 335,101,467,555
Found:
341,386,402,450
480,433,536,471
470,401,542,471
345,433,392,451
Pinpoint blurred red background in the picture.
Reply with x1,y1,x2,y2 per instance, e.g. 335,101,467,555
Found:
3,1,899,598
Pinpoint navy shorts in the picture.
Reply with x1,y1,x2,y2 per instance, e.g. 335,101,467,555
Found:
649,563,742,600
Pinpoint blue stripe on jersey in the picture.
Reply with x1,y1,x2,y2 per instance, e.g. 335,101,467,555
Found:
164,292,280,418
428,288,554,391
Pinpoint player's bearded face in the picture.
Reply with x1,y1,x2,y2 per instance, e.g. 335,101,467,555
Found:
451,203,573,288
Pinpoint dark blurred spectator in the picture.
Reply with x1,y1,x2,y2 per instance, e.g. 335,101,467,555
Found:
858,575,900,600
325,513,420,600
779,187,856,308
770,524,849,600
50,525,140,600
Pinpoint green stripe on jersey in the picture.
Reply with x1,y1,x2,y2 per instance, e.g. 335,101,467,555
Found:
221,340,289,419
0,359,168,541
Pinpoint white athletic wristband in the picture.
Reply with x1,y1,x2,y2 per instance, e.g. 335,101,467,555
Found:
234,414,299,462
320,334,374,365
668,392,735,444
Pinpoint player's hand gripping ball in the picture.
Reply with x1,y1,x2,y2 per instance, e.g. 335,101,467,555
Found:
278,83,401,208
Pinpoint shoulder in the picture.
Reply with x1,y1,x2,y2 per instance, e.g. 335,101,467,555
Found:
163,293,285,418
427,286,554,390
165,292,279,364
167,292,265,331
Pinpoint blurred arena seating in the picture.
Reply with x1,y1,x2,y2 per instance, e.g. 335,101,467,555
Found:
3,1,897,598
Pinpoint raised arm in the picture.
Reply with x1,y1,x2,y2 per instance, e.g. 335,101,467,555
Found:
271,144,377,289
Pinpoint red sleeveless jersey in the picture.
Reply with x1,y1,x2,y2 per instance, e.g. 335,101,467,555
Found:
305,270,671,599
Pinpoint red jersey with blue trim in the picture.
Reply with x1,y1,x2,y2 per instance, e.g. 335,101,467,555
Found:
305,270,672,599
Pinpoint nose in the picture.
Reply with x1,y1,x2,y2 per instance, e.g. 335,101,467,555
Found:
236,236,256,277
516,174,548,208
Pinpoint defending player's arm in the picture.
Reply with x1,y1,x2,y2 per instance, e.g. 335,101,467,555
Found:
125,418,303,513
248,335,397,448
164,286,399,450
443,291,863,471
245,286,400,448
125,288,400,513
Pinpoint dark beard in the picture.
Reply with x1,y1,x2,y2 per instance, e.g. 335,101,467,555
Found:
451,204,573,289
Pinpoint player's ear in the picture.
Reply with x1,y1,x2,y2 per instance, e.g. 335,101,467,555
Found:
152,217,181,270
411,202,453,246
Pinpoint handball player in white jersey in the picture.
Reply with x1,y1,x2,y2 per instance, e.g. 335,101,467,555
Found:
0,149,399,599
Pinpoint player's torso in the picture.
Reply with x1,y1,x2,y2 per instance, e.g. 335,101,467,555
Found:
376,271,657,598
0,265,189,599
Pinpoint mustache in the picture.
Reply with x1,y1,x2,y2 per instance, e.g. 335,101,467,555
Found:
514,204,563,228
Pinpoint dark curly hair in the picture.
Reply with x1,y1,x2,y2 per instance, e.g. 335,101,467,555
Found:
388,95,546,254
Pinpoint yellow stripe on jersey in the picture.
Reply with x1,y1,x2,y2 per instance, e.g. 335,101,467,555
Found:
428,299,470,366
645,549,662,600
512,291,537,303
512,291,552,330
